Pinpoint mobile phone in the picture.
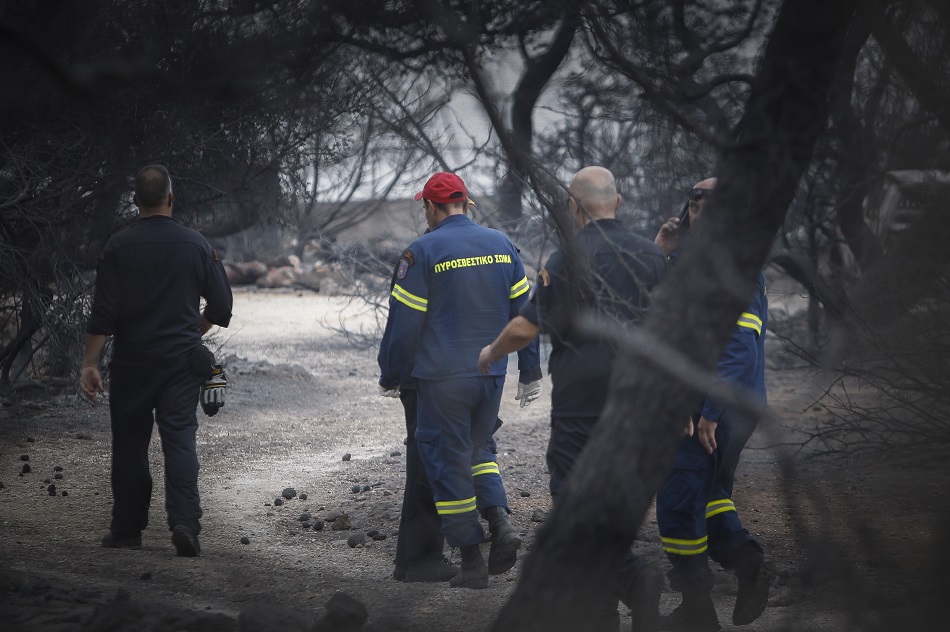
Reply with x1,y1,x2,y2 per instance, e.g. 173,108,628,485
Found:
677,201,690,231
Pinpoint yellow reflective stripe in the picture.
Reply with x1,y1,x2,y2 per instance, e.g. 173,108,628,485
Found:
471,462,500,477
509,276,529,299
737,312,762,335
392,284,428,312
661,535,708,556
436,496,477,515
705,499,736,519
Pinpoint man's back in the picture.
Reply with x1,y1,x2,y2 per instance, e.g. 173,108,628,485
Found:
386,214,529,381
532,218,668,417
87,216,232,363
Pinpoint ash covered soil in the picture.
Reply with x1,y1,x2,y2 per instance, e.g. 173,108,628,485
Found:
0,287,943,631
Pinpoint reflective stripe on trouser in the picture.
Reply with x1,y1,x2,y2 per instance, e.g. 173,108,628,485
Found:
657,419,757,592
472,433,509,511
415,376,506,547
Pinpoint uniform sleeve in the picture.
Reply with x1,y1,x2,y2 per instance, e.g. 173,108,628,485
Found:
507,247,541,381
524,253,570,338
378,247,427,388
202,246,233,327
86,245,118,335
700,318,760,423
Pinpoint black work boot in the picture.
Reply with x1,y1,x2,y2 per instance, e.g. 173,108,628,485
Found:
449,544,488,589
732,543,776,625
658,592,721,632
481,506,521,575
625,563,664,632
171,525,201,557
400,556,457,583
101,531,142,549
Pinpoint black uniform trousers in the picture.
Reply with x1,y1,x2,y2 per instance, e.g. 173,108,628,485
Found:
108,354,203,536
547,416,654,629
394,389,445,570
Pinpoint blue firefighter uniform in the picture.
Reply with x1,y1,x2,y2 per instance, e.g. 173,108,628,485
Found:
656,271,768,593
378,213,540,548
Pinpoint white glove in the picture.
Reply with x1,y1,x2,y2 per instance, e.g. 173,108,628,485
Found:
378,383,400,398
515,380,542,408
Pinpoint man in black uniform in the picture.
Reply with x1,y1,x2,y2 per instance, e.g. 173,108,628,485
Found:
478,166,669,631
80,165,232,557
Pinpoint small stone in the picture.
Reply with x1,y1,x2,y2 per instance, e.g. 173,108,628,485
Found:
240,536,250,545
324,508,343,521
281,487,297,500
0,482,5,489
298,512,311,522
141,572,152,580
54,473,63,480
264,502,271,507
61,491,68,497
19,454,29,462
47,484,56,496
366,529,379,538
299,493,308,500
312,518,325,531
302,522,311,529
341,453,352,462
331,512,352,531
347,533,365,548
361,484,371,492
44,478,51,484
351,484,361,494
274,497,284,506
382,489,393,496
53,465,64,472
520,491,531,497
26,437,34,442
372,533,387,541
21,463,31,474
530,509,547,522
389,451,401,457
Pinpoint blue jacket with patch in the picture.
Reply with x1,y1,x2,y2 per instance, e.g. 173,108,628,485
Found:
698,271,768,423
378,214,540,388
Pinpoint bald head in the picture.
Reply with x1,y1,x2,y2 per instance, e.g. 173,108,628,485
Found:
693,177,717,191
568,166,621,224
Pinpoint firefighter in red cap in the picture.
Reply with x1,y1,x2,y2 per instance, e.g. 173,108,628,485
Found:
378,171,541,589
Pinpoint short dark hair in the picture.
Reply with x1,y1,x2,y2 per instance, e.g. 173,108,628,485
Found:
135,165,172,208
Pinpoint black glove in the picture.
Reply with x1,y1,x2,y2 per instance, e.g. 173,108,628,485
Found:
200,365,226,416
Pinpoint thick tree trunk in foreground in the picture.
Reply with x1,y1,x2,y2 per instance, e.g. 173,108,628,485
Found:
491,1,858,630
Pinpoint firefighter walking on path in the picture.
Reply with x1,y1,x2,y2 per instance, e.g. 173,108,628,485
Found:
478,166,669,631
653,177,775,632
377,171,540,589
80,164,232,558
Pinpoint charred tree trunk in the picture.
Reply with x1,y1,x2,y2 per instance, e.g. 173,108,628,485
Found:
491,0,858,630
497,15,578,226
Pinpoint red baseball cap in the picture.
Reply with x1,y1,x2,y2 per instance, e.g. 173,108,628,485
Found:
413,172,468,204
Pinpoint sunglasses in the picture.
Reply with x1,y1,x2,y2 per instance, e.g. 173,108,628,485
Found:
688,188,712,202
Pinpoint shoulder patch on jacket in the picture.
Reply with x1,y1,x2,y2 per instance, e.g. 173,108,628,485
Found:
539,268,551,287
396,259,409,279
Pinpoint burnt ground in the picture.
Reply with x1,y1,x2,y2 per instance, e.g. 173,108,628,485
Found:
1,287,947,631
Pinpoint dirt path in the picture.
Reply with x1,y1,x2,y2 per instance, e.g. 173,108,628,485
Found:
0,289,940,631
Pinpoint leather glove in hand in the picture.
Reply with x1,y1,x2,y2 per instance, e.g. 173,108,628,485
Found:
378,378,399,398
201,365,227,416
515,380,542,408
378,384,400,398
